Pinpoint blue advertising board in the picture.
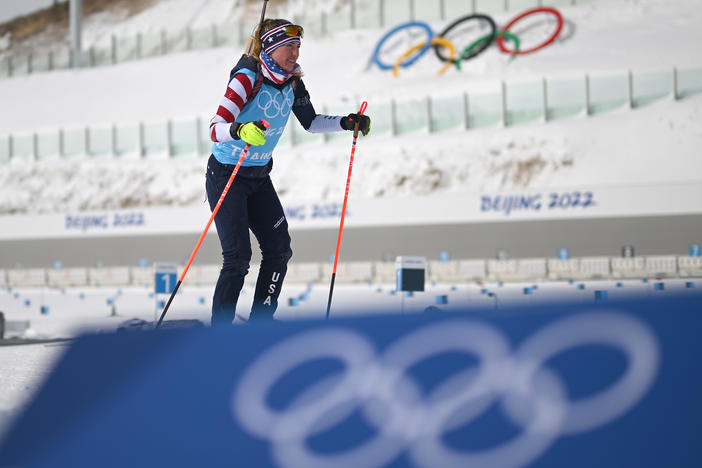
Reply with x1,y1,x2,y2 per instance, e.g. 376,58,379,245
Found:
0,294,701,468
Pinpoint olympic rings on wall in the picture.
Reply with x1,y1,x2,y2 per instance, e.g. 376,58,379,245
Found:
372,21,434,71
497,7,563,55
373,7,565,76
393,37,456,77
455,31,520,71
433,14,497,63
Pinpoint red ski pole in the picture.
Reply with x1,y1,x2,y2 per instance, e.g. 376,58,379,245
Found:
326,101,368,319
156,121,269,328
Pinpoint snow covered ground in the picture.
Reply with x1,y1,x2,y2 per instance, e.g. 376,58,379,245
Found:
0,0,701,214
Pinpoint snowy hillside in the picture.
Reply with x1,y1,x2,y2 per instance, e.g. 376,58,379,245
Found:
0,0,701,215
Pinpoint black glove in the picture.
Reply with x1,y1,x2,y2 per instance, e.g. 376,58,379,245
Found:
341,113,371,136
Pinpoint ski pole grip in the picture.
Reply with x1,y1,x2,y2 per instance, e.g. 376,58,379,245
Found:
358,101,368,116
254,120,270,131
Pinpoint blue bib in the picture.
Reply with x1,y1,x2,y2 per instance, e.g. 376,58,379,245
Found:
212,77,294,166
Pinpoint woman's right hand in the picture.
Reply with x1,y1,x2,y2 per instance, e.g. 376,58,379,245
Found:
232,120,268,146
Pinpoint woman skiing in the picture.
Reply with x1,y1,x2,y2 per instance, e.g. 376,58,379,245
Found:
206,19,371,324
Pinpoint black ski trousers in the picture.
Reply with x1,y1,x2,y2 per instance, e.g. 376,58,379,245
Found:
206,155,292,324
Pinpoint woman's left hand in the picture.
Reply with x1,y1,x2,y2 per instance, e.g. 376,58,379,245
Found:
341,113,371,136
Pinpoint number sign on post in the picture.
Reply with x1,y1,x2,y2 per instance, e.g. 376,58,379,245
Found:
154,263,178,321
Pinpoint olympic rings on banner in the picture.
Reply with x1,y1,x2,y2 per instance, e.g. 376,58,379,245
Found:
372,7,565,76
393,37,456,77
232,313,660,468
372,21,434,71
433,14,496,64
455,31,520,71
497,7,564,55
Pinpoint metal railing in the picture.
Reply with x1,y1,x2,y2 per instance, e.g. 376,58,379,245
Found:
0,65,699,164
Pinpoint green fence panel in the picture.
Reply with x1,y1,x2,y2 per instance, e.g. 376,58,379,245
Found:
116,36,138,62
507,0,539,12
394,98,426,135
216,22,244,48
143,122,168,157
0,57,9,79
91,45,113,67
474,0,505,14
443,0,473,18
36,131,59,160
413,0,443,22
88,127,112,158
191,27,216,50
355,0,383,28
140,32,163,58
11,134,34,160
677,67,702,99
588,73,627,115
31,52,51,73
430,96,464,132
52,49,71,70
10,55,29,76
114,124,139,157
166,30,188,54
325,9,352,33
170,119,198,157
0,135,10,164
467,91,501,128
383,0,412,25
63,128,86,158
289,119,324,146
632,70,671,107
546,77,585,120
199,118,213,156
506,81,543,125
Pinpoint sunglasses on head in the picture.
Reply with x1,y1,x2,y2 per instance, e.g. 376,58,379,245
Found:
284,25,304,38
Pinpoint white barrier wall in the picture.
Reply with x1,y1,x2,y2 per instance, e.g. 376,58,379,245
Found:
645,256,678,277
322,262,374,283
47,268,89,287
678,256,702,277
186,265,220,287
8,269,46,287
579,257,611,279
611,257,647,279
2,255,701,289
130,267,154,287
547,259,580,280
285,263,321,284
457,260,487,281
88,267,131,286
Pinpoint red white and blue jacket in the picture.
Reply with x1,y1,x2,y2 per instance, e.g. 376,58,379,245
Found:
209,54,342,177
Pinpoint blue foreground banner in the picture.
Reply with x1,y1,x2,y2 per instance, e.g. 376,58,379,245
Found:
1,294,701,468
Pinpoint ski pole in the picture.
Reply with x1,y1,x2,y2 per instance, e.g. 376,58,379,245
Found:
245,0,270,55
325,101,368,320
156,121,269,328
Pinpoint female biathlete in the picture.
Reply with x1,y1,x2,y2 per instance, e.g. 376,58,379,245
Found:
207,19,371,324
